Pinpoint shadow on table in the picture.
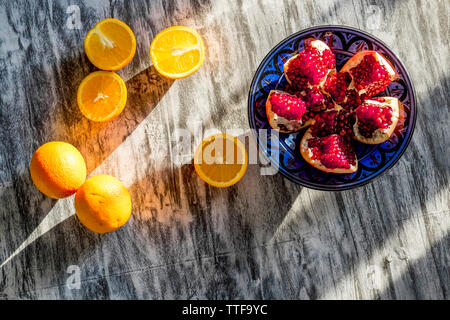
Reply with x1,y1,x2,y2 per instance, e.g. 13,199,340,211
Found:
126,71,449,299
51,62,174,174
289,73,449,299
126,134,304,262
0,53,174,292
379,231,449,299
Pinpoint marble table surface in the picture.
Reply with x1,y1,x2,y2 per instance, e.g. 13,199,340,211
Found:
0,0,449,299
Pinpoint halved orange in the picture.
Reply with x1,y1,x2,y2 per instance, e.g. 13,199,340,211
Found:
150,26,205,79
77,71,127,122
84,18,136,70
194,133,248,188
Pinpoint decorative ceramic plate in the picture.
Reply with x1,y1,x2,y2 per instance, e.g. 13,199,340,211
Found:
248,25,416,190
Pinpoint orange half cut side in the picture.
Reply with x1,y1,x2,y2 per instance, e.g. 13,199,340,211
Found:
77,71,127,122
84,18,136,70
150,26,205,79
194,133,248,188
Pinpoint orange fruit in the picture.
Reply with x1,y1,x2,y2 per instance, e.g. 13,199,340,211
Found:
30,141,87,199
194,133,248,188
150,26,205,79
84,18,136,70
77,71,127,122
75,175,132,234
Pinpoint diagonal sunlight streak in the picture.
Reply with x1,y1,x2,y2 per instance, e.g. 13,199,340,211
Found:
267,188,449,299
0,198,75,269
0,79,174,270
268,190,323,243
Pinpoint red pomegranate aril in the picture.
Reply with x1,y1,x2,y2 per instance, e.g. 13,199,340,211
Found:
304,87,325,110
310,111,338,137
336,111,355,138
371,97,386,103
341,89,362,111
310,109,355,140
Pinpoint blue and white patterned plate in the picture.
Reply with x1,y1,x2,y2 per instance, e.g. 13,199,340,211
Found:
247,25,416,190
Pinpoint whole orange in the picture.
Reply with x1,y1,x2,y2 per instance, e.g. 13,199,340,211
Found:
30,141,87,199
74,175,132,234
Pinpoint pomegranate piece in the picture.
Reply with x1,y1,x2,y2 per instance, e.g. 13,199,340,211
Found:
299,110,357,173
315,135,356,170
324,71,352,104
356,102,392,136
284,39,336,91
304,86,336,111
265,90,309,133
341,51,398,98
323,71,365,112
300,132,357,173
269,90,306,120
353,97,400,144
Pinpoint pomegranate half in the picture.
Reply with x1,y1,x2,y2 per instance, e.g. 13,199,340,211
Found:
266,90,310,133
283,39,336,92
340,51,398,98
300,131,358,174
353,97,400,144
299,110,358,173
